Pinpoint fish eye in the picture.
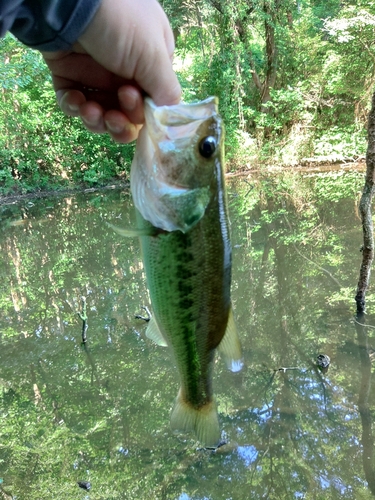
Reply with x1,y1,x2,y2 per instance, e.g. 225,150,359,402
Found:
198,136,217,158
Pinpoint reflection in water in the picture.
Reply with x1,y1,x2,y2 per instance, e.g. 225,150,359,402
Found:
355,312,375,495
236,445,258,466
1,171,375,499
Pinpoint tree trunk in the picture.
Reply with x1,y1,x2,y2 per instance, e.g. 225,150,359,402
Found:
355,90,375,313
261,1,278,113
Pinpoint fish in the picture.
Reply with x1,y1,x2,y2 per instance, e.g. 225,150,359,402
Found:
112,97,243,447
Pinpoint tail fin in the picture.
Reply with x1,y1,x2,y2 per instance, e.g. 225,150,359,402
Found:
170,389,220,448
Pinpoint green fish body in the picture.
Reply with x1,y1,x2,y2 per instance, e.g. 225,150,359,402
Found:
127,98,243,447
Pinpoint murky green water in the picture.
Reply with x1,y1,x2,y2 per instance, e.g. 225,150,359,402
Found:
1,170,374,499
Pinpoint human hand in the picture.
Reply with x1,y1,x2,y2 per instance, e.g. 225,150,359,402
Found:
42,0,181,143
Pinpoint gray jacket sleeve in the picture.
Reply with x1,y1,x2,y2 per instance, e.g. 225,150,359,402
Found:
0,0,101,51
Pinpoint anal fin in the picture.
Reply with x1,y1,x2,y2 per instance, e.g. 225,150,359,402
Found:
146,316,168,347
217,307,244,372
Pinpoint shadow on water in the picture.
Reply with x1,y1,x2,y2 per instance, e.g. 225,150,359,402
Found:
1,170,375,499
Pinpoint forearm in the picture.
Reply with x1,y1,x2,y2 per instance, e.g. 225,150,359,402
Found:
0,0,101,50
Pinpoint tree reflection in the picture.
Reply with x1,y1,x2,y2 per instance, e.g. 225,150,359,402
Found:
1,175,374,499
355,312,375,495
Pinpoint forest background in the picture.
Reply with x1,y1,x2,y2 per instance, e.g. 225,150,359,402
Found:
0,0,373,195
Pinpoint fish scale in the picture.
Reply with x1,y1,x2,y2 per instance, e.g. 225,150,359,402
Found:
141,219,226,388
136,166,237,445
113,97,243,447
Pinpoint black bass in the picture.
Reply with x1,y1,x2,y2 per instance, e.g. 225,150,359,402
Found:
114,97,243,447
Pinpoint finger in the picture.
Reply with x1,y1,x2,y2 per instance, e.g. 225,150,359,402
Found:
104,109,141,143
44,52,127,91
58,93,140,142
118,86,145,124
57,89,86,116
79,101,106,133
55,79,122,111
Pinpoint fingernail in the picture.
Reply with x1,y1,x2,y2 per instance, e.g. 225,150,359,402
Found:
68,103,79,112
83,116,100,127
118,88,137,111
105,120,124,134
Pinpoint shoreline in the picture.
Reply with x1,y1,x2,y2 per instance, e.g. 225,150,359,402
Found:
0,160,366,206
0,180,130,206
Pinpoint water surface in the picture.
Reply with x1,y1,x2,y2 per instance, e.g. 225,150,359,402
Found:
0,171,374,500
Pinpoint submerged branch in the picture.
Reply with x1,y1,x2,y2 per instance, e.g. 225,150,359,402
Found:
355,90,375,313
135,305,151,322
78,296,88,343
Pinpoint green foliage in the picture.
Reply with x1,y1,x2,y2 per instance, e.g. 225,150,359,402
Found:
0,34,133,195
0,0,374,195
314,169,364,201
312,126,367,162
169,0,372,167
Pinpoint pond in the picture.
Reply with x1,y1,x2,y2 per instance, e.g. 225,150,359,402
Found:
0,170,374,499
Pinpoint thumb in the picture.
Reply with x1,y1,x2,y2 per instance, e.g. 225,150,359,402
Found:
134,45,181,106
78,0,181,106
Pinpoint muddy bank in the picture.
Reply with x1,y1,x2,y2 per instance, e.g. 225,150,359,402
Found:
226,160,366,177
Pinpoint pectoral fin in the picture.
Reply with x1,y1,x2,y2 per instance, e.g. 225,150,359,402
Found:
160,186,211,232
107,222,157,238
217,308,243,372
146,316,168,347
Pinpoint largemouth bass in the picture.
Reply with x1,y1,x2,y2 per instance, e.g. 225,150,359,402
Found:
114,97,243,447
